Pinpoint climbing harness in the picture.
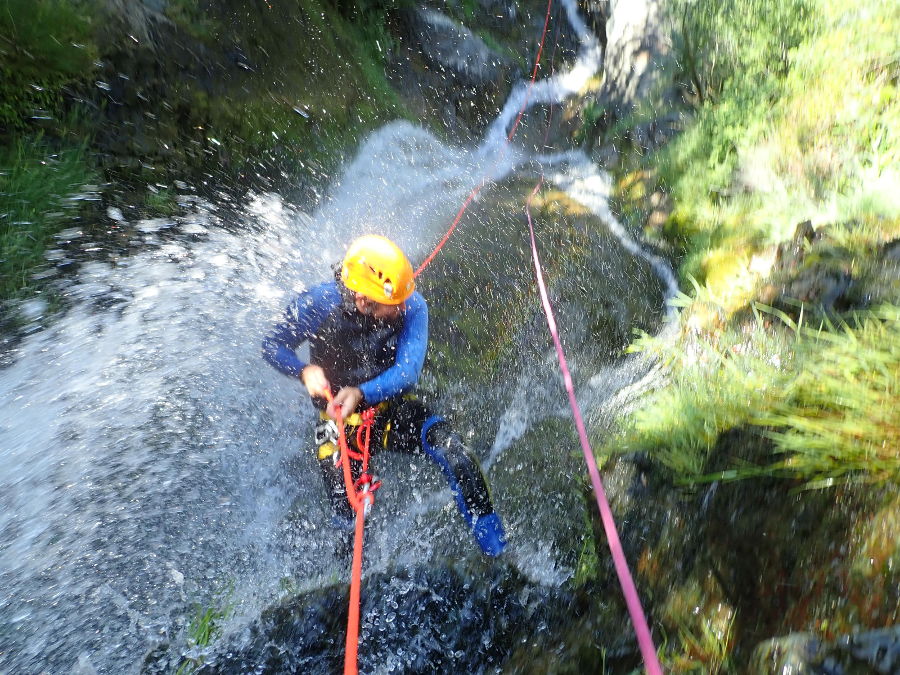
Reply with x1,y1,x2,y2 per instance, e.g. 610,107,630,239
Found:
321,391,380,675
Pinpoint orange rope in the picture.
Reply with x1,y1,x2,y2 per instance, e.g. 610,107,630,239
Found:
323,392,376,675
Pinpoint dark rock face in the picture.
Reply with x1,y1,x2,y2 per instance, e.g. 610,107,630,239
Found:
758,221,900,317
389,8,520,138
141,564,602,674
758,220,855,315
405,8,513,88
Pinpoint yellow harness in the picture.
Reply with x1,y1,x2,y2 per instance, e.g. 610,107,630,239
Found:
316,403,389,461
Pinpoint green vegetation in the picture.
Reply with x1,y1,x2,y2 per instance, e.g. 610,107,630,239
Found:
659,577,735,673
0,138,94,299
0,0,410,303
655,0,900,291
143,0,410,184
174,600,232,675
0,0,98,130
0,0,99,301
759,306,900,485
622,301,900,485
601,0,900,487
596,3,900,661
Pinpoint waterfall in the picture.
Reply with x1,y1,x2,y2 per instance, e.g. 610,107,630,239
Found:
0,2,676,672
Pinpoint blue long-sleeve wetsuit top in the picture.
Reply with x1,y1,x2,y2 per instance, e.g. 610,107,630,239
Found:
262,280,428,405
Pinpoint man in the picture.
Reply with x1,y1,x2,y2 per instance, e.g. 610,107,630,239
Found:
262,234,506,556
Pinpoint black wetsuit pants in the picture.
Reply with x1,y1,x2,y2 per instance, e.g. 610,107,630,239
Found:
316,397,494,527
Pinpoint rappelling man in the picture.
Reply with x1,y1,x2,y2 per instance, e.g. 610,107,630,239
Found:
262,234,506,556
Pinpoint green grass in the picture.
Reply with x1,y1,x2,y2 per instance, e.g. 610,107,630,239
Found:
174,600,232,675
617,302,900,486
621,302,793,478
144,187,178,216
760,305,900,486
0,138,94,298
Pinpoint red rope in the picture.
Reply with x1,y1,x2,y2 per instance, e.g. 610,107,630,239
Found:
323,392,378,675
414,0,555,278
505,0,553,143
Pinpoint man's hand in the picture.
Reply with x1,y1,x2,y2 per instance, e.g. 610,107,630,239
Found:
301,365,331,399
327,386,363,420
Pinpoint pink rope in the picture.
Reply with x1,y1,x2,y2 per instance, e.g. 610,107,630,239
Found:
525,181,663,674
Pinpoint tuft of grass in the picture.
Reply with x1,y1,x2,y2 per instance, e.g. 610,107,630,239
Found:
174,599,232,675
0,137,95,299
144,187,178,216
760,305,900,486
573,503,601,586
163,0,218,42
622,300,794,478
617,300,900,487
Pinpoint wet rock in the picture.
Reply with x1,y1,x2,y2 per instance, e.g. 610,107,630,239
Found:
757,220,900,317
141,564,600,674
820,626,900,674
758,221,856,317
750,626,900,674
404,9,510,86
477,0,518,26
866,238,900,306
103,0,172,47
390,8,519,137
581,0,681,151
750,633,822,673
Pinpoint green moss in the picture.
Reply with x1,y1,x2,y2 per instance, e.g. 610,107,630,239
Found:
164,0,218,42
156,0,410,181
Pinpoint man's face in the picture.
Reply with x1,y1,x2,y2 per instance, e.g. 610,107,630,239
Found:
353,291,402,321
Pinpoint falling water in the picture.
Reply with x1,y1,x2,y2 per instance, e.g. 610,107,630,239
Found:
0,1,676,672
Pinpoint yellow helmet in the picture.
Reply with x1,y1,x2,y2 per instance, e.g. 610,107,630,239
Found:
340,235,415,305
